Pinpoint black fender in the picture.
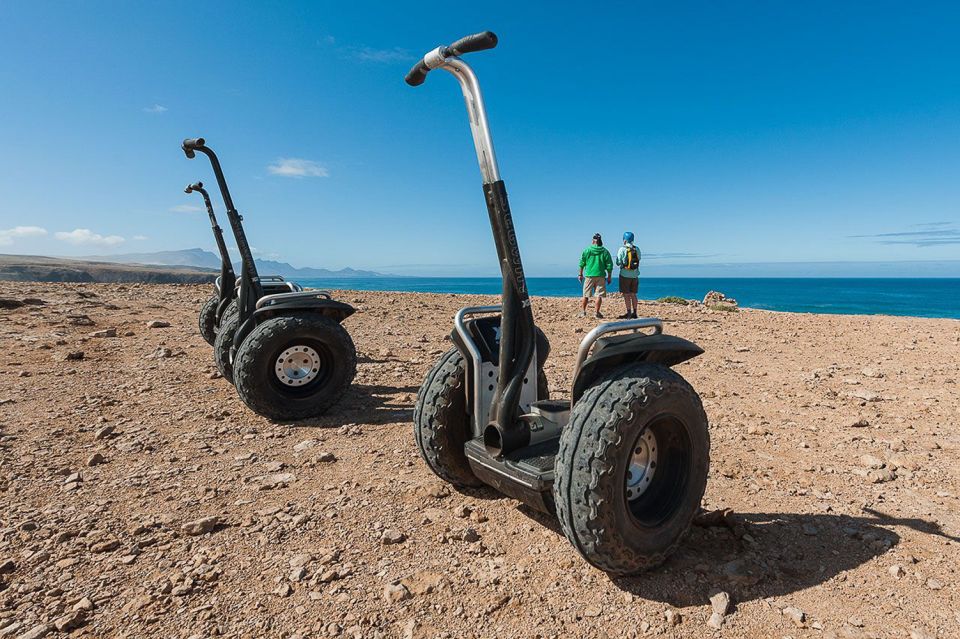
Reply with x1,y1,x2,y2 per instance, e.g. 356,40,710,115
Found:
252,298,356,324
572,333,703,402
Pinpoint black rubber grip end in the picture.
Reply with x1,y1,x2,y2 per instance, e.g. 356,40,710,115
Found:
405,60,429,86
447,31,497,56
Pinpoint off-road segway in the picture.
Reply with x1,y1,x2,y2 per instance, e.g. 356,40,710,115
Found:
408,33,710,575
182,138,357,421
185,182,302,346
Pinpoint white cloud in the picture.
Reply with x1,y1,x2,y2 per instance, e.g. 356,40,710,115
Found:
354,46,412,63
0,225,47,246
267,158,329,178
133,235,148,241
170,204,202,213
54,228,125,246
143,104,168,114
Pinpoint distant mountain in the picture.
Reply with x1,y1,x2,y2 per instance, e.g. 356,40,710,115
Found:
251,260,382,279
0,254,216,284
82,248,221,269
79,248,384,278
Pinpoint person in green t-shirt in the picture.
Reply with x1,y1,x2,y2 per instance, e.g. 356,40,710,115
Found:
615,231,640,319
578,233,614,318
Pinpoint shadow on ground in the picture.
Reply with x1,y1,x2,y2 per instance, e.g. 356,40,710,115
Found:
515,506,953,607
294,383,420,428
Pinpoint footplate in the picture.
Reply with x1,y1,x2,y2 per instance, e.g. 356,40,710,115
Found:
464,437,558,514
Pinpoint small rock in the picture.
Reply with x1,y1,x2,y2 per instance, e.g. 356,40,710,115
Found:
0,559,15,574
890,454,921,472
63,351,84,361
94,425,115,440
292,440,316,453
381,529,406,545
275,583,293,597
782,606,805,627
582,605,602,618
86,452,106,467
73,597,94,612
664,609,682,626
859,454,884,469
925,578,943,590
317,451,337,463
15,624,52,639
146,320,171,328
181,516,220,536
849,418,870,428
454,504,472,518
53,610,85,633
867,468,896,483
90,540,120,553
254,472,295,490
888,564,905,578
709,590,731,616
910,629,936,639
460,528,480,543
707,612,724,629
289,553,312,568
89,328,117,338
384,583,411,603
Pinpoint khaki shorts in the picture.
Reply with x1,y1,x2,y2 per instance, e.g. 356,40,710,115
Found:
619,275,638,294
582,276,607,298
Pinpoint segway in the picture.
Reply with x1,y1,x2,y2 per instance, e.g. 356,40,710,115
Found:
185,181,302,346
182,138,357,421
407,33,710,575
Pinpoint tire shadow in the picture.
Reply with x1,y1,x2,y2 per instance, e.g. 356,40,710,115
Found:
293,383,421,428
515,505,954,607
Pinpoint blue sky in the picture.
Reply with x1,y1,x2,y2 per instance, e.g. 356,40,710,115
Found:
0,1,957,276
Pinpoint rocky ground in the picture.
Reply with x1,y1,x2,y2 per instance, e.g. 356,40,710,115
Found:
0,282,958,639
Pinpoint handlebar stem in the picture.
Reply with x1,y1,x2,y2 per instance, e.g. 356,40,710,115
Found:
439,59,501,184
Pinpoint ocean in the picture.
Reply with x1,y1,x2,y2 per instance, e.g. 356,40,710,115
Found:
296,277,960,320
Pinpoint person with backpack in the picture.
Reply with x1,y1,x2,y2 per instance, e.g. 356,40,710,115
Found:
578,233,614,318
616,231,641,318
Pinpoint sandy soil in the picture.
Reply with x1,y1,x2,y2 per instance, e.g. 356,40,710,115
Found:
0,282,958,639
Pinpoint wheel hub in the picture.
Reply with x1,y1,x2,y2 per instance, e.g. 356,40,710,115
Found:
275,345,321,387
625,429,658,501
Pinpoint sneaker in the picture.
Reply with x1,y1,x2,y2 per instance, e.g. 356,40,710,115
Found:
630,311,638,319
595,311,604,319
618,313,631,319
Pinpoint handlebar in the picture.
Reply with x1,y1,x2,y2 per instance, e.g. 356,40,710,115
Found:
184,181,203,194
405,31,497,86
182,137,206,159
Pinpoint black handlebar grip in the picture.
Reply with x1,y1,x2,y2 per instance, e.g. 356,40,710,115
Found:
446,31,498,56
181,137,205,158
405,60,429,87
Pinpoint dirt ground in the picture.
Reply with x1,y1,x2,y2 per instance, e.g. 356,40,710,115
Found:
0,282,958,639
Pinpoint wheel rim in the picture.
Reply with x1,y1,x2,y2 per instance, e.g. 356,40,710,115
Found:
274,345,321,387
625,429,658,501
624,415,691,528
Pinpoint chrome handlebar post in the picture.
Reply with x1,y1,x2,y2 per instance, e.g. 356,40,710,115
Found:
438,59,501,185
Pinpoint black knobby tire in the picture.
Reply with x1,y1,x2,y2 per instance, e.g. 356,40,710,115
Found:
213,309,240,384
554,363,709,575
198,295,218,345
413,348,550,489
233,315,357,421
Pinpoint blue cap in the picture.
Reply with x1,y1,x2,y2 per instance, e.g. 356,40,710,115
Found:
623,231,634,243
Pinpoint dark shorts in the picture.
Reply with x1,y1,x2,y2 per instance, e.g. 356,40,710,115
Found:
619,276,638,294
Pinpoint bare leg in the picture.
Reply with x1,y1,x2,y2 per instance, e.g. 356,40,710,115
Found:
595,296,602,314
581,297,588,313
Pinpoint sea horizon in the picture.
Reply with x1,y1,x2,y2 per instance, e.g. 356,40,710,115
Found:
295,276,960,320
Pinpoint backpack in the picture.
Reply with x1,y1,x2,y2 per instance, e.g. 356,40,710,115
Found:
624,245,640,270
